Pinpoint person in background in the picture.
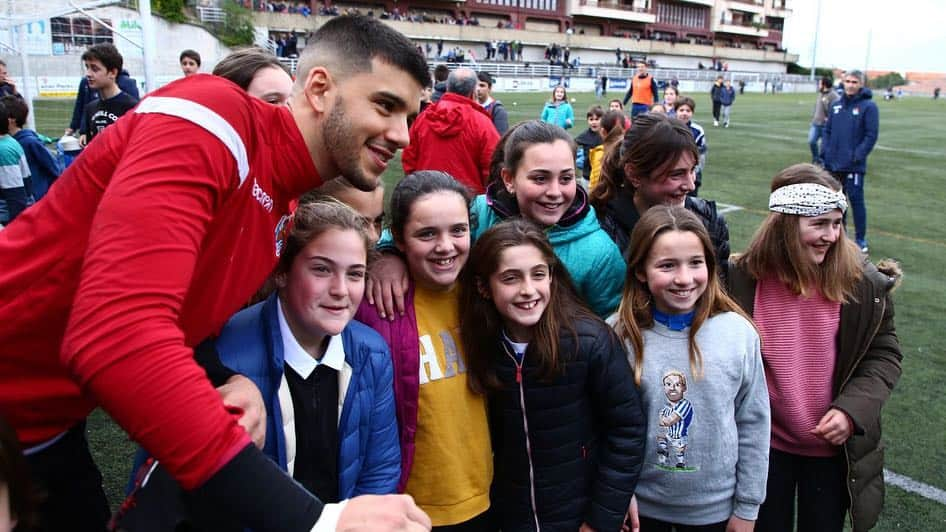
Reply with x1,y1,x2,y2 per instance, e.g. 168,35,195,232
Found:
65,65,138,137
430,64,449,103
808,77,839,165
622,60,658,117
0,60,19,99
710,75,724,127
674,97,707,197
574,104,604,185
540,85,574,129
180,49,202,77
0,101,31,225
212,47,293,107
719,79,736,128
475,71,508,134
3,95,60,203
78,43,138,146
662,86,678,118
587,109,625,193
822,69,878,253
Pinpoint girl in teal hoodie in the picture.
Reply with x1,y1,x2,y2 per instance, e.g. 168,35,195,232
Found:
369,121,625,319
539,85,574,129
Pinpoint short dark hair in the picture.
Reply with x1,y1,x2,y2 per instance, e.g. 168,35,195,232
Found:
213,47,289,91
586,104,604,118
296,15,428,90
1,95,27,128
433,64,450,82
0,102,10,135
179,49,201,66
81,43,123,75
676,96,696,111
476,71,493,87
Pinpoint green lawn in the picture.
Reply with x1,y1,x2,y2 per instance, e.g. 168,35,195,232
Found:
33,90,946,528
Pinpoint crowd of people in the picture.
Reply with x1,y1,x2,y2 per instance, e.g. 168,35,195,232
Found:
0,14,902,532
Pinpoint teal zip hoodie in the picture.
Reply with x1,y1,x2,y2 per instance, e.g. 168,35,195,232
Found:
473,182,625,317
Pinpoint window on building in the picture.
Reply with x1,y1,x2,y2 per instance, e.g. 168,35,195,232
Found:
51,15,113,54
655,1,708,29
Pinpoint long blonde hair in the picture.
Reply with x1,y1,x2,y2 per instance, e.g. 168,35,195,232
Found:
734,163,863,302
614,206,750,385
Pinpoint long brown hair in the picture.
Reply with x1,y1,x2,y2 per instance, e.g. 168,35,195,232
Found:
460,219,598,393
734,163,863,301
614,206,751,385
590,113,698,212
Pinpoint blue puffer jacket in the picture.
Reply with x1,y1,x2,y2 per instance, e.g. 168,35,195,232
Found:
473,183,626,317
719,86,735,106
216,293,400,499
823,87,878,174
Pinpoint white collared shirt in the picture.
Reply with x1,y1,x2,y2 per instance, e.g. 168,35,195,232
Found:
276,298,346,377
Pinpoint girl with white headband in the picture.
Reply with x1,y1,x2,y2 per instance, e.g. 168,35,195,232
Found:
727,163,902,532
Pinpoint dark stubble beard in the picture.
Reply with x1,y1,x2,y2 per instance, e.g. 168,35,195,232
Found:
321,95,380,192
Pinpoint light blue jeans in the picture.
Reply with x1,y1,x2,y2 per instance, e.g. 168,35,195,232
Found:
808,124,824,163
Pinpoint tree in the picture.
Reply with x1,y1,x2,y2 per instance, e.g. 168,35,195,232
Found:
868,72,906,89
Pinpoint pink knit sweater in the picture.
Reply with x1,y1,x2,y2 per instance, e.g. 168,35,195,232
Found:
754,278,841,457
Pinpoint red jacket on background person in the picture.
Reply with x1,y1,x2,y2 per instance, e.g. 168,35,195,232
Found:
402,92,499,194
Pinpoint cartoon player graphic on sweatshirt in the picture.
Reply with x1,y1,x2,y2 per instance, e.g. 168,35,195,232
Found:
656,369,693,468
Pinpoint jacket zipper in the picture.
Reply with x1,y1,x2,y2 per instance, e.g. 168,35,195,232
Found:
504,344,541,531
839,294,886,530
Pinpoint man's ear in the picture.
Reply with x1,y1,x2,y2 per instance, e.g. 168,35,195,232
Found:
300,66,333,113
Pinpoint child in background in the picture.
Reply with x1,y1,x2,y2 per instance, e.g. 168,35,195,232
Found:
3,96,60,202
179,49,201,77
460,219,644,532
662,86,678,118
588,109,626,193
728,163,902,532
719,80,736,128
574,105,604,185
540,85,574,129
673,97,707,197
0,101,31,225
649,103,666,114
79,43,138,146
356,171,494,530
611,206,769,532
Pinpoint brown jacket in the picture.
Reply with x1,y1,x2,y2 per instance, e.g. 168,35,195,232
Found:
728,261,902,531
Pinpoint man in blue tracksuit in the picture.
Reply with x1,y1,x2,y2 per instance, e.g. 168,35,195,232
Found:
822,69,878,253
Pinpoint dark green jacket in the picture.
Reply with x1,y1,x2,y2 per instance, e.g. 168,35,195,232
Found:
728,260,902,531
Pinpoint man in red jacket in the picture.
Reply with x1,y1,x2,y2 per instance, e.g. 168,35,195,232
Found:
0,15,431,532
402,67,499,194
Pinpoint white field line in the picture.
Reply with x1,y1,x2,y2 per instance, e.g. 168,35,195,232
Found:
885,469,946,505
715,202,744,215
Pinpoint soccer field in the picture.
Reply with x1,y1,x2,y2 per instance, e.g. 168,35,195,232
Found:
35,90,946,528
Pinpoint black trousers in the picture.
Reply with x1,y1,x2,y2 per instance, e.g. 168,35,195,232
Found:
756,448,848,532
712,101,722,121
26,422,111,532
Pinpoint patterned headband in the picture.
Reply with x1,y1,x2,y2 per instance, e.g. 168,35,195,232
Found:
768,183,847,216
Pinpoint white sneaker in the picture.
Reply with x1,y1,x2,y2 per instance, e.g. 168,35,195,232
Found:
724,122,729,128
713,120,719,127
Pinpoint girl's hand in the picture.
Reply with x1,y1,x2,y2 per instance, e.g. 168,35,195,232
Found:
579,523,596,532
366,252,409,320
811,408,853,445
725,516,755,532
621,495,640,532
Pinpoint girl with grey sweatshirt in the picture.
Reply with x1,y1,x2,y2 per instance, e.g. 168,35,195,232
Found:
610,206,770,531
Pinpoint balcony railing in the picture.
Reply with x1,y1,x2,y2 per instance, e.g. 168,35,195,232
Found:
578,0,654,14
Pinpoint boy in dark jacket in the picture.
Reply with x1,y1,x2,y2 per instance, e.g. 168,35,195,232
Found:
575,105,604,184
719,79,736,127
78,44,139,146
3,95,60,202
